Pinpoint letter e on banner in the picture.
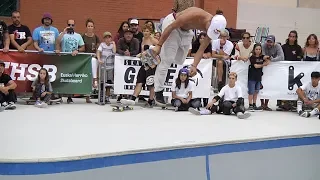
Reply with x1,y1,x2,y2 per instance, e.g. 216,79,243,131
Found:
166,69,176,84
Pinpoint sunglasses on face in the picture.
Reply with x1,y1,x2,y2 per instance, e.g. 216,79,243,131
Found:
68,24,75,27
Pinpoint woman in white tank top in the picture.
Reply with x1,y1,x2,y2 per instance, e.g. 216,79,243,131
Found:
234,32,254,62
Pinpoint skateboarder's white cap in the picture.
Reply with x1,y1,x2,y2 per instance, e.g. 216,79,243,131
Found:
207,14,227,40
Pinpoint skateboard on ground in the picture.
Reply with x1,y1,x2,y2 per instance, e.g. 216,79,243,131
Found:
20,98,62,105
110,104,134,112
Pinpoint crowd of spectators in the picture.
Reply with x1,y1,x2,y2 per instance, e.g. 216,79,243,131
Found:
0,8,319,116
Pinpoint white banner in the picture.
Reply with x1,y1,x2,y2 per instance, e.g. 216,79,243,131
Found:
230,60,320,100
114,56,213,98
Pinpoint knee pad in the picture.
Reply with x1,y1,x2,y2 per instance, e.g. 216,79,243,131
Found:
222,101,232,115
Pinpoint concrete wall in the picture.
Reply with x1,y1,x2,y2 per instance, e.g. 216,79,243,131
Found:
1,136,320,180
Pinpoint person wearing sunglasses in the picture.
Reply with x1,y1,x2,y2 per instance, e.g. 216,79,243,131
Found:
234,32,254,62
55,19,85,104
8,11,33,52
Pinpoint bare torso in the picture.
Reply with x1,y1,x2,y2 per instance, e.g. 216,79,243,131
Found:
175,7,213,31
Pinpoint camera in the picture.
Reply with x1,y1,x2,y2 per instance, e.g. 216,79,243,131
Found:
66,27,74,34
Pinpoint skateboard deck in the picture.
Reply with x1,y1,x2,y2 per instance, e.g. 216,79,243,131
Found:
110,104,134,112
20,98,62,105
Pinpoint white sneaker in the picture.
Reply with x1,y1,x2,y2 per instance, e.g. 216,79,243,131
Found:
189,108,201,115
0,106,4,112
34,100,42,108
120,99,135,105
40,102,48,108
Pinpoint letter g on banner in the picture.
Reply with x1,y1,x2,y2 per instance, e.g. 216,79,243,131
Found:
124,67,136,83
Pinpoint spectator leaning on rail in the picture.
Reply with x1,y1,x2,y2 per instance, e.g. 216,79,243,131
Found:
8,11,33,52
116,28,140,56
277,30,303,111
211,29,234,92
260,35,284,111
0,60,17,111
0,20,10,52
82,18,101,103
32,13,59,52
55,19,85,104
303,34,319,61
97,31,116,104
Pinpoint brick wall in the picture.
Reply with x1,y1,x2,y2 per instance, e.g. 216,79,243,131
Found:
1,0,237,47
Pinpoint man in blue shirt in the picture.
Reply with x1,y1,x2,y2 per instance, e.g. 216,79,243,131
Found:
32,13,59,52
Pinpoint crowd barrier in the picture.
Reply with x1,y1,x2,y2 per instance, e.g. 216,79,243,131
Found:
1,50,319,100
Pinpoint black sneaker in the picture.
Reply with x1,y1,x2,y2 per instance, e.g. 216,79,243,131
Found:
117,95,122,103
67,97,73,104
301,111,311,118
155,90,166,106
253,104,263,112
248,105,254,112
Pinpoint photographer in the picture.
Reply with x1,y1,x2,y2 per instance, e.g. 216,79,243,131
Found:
0,20,10,52
55,19,85,104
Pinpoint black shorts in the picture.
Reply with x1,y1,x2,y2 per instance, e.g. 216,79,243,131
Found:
136,66,156,87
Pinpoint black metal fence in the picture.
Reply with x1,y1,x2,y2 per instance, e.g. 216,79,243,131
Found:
0,0,18,17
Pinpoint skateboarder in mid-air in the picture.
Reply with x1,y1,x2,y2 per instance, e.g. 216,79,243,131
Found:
151,7,227,106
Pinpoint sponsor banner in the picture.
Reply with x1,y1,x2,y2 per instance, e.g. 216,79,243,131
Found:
230,60,320,100
0,51,92,94
114,56,213,98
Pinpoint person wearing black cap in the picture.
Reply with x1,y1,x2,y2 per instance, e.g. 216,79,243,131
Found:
116,28,140,56
32,13,59,52
260,35,285,111
0,20,10,52
0,60,17,110
296,71,320,118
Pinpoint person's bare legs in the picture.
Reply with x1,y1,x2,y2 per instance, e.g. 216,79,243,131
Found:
217,60,224,82
248,95,253,105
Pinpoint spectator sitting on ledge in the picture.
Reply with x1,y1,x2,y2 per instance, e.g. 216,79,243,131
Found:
0,60,17,111
116,28,140,56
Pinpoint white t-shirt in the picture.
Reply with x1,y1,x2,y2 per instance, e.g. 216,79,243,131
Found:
212,39,234,56
98,42,115,67
171,81,195,99
301,82,320,101
218,84,243,102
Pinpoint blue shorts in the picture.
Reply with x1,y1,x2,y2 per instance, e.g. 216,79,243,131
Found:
248,80,261,95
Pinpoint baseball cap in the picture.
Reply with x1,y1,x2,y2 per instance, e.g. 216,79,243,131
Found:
179,68,189,75
103,31,112,38
130,19,139,25
266,35,275,43
207,14,227,40
43,13,52,19
0,60,5,66
311,71,320,78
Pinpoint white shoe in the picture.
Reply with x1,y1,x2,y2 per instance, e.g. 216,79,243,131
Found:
189,108,201,115
40,102,48,108
34,101,42,108
120,99,135,105
237,112,251,119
